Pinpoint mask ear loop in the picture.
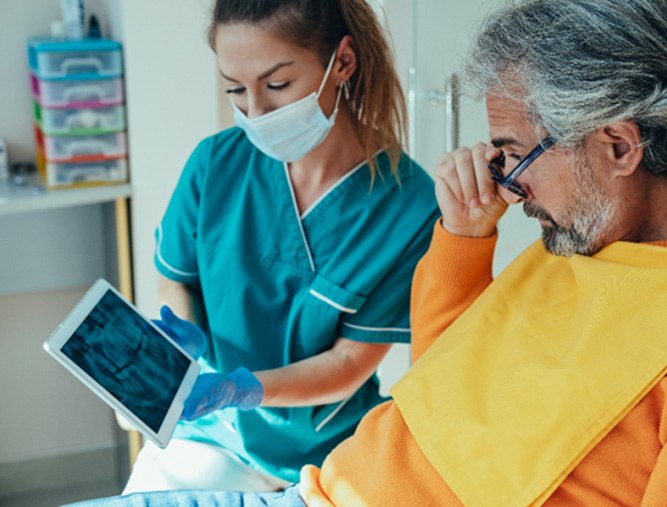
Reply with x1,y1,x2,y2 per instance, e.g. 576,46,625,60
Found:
331,81,345,116
317,46,347,118
316,49,339,98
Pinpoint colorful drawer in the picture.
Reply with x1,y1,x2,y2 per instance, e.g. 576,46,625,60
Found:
31,75,124,108
35,126,127,163
34,102,126,136
28,38,122,80
36,150,128,188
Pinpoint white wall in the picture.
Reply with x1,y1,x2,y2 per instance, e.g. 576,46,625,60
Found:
118,0,221,316
2,1,59,161
0,289,117,464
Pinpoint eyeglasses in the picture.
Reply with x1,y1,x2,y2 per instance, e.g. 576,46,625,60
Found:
487,136,556,199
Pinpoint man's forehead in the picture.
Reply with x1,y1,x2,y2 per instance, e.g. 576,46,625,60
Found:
486,95,535,148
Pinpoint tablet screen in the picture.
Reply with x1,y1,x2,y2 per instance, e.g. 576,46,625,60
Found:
60,288,191,432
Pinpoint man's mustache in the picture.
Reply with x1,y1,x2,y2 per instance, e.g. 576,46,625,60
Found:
523,202,558,228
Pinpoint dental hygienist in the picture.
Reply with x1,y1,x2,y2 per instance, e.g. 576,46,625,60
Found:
123,0,439,494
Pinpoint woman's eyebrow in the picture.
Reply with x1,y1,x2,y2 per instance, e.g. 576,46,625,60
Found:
257,61,294,81
220,70,237,82
220,61,295,83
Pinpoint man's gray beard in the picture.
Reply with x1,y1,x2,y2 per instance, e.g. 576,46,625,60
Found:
522,158,613,257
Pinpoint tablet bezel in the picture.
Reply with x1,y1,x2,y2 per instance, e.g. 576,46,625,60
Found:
43,278,200,448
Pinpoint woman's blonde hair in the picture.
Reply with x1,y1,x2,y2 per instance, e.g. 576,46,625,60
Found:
208,0,407,181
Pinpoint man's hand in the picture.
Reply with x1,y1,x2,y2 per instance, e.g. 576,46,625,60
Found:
435,143,509,238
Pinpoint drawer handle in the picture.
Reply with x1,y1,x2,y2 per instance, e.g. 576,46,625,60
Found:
62,139,114,156
64,110,108,129
61,57,104,75
63,85,105,102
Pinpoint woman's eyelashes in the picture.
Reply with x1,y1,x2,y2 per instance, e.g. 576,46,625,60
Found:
225,82,290,94
267,81,290,91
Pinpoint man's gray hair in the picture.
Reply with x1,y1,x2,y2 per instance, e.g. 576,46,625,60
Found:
466,0,667,176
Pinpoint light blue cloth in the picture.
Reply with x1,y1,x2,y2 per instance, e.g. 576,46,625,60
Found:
155,127,439,481
65,483,305,507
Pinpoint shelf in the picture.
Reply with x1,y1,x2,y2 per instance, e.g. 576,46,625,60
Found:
0,179,131,216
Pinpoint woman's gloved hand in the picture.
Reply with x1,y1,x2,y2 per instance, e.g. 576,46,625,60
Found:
181,367,264,421
153,305,207,360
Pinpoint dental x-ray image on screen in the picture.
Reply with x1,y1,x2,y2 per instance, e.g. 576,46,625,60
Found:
61,289,191,432
44,279,199,447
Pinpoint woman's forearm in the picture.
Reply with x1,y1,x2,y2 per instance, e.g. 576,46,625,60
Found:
157,276,195,321
255,338,391,407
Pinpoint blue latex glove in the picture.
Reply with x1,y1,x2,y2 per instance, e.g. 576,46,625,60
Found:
181,367,264,421
153,305,207,360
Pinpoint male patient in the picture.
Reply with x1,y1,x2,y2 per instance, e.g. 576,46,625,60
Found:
71,0,667,505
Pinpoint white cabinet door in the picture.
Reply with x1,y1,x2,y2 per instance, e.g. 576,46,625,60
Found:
384,0,541,275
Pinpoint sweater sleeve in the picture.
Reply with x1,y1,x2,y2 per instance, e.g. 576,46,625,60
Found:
410,220,497,362
641,379,667,506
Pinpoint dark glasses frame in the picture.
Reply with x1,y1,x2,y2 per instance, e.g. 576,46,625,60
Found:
487,136,556,199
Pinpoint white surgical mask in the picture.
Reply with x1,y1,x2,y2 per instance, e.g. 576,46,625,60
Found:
232,49,344,162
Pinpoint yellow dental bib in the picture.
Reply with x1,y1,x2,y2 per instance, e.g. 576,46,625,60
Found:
392,240,667,506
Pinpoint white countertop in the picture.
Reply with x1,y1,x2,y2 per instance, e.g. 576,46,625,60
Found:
0,178,131,216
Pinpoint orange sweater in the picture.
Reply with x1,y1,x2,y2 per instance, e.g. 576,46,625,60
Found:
300,223,667,506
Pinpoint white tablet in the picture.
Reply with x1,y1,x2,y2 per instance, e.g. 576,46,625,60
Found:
43,278,200,448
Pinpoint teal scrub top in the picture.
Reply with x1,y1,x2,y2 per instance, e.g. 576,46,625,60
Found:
155,127,439,481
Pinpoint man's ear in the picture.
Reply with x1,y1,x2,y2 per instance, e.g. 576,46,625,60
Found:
594,121,644,177
334,35,357,84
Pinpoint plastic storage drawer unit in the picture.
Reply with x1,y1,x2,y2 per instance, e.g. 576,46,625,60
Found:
28,37,128,188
